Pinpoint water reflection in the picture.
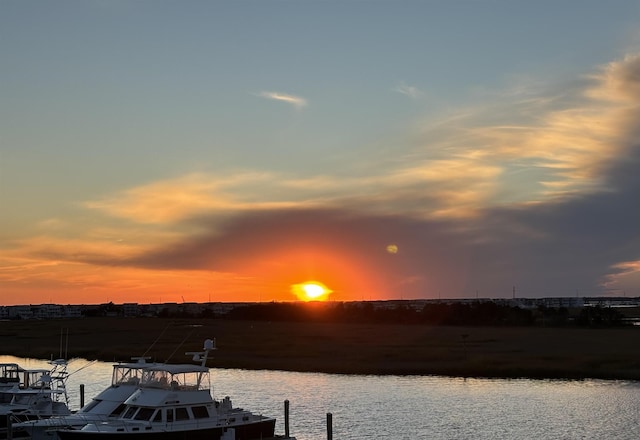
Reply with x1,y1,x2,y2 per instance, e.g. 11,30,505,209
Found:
1,356,639,440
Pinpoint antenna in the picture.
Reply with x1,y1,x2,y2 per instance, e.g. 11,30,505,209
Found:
185,339,217,367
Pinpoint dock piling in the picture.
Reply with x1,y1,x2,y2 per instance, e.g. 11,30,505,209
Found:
326,412,332,440
284,399,290,438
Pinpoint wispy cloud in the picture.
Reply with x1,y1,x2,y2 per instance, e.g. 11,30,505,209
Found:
386,52,640,219
83,172,328,225
393,81,423,99
257,91,308,109
84,174,225,224
603,260,640,290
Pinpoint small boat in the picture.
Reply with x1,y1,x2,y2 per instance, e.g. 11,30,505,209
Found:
12,357,156,440
54,340,278,440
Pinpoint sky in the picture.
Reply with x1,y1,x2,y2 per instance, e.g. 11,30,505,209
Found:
1,1,640,305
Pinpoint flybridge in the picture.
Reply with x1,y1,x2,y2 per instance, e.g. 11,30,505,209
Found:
138,339,215,392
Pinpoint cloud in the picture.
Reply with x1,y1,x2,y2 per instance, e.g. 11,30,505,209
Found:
384,53,640,220
587,53,640,103
393,81,423,99
257,91,308,109
83,172,300,224
84,174,223,224
4,235,144,268
3,53,639,301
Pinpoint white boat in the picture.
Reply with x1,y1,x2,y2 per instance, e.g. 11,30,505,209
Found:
12,357,155,440
0,359,71,431
54,340,279,440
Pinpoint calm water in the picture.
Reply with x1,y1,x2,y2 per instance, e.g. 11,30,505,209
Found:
2,355,639,440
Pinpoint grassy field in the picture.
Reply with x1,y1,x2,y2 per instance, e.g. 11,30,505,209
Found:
1,317,639,380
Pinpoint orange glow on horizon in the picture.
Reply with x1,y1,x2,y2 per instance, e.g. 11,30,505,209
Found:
291,281,333,301
1,241,389,305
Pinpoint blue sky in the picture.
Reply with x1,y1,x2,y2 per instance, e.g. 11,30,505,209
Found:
2,1,640,304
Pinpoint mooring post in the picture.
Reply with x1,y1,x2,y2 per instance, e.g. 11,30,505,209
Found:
80,384,85,408
7,415,12,440
326,412,333,440
284,399,290,438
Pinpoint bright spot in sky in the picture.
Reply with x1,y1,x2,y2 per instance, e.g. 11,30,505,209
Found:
291,281,333,301
386,244,398,254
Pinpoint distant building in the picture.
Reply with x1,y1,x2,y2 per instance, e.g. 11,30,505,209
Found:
62,305,82,318
123,303,140,317
8,305,34,320
34,304,63,319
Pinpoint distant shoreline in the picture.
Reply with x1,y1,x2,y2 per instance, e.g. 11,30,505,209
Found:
1,317,639,380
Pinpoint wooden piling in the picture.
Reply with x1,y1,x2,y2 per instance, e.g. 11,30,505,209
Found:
326,412,332,440
284,400,290,438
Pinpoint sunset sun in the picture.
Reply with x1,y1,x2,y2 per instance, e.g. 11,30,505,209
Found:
291,281,333,301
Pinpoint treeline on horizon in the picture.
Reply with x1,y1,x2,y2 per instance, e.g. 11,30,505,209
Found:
159,301,626,328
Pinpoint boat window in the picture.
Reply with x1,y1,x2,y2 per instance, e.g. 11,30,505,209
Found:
123,406,138,419
166,409,174,423
134,408,155,421
191,406,209,419
110,403,127,417
152,410,162,422
175,408,189,421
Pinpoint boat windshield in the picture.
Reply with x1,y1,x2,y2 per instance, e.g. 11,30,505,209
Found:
140,367,209,391
24,370,52,389
112,365,146,387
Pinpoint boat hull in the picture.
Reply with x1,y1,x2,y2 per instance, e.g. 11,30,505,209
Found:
56,419,276,440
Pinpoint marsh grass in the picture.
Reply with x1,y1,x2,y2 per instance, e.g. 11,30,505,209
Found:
1,318,639,380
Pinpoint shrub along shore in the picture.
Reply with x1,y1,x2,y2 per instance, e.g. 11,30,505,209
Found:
1,317,639,380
